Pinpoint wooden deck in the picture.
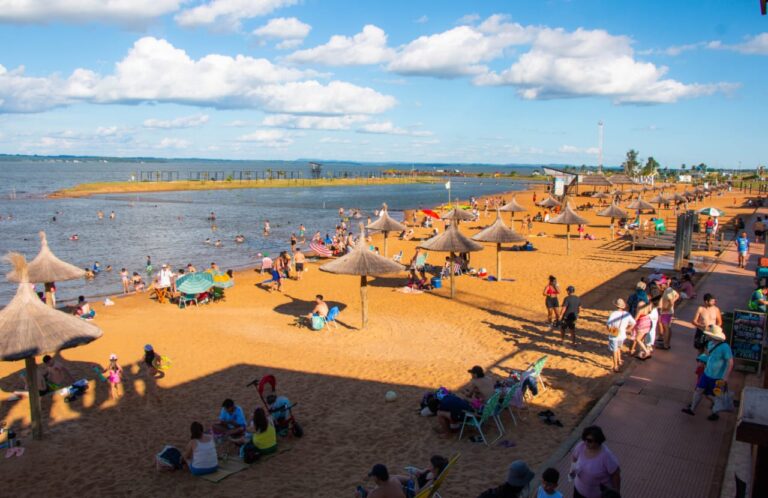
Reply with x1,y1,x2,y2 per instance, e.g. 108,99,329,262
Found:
630,230,731,251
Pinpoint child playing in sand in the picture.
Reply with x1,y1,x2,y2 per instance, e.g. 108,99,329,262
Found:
536,468,563,498
103,354,123,399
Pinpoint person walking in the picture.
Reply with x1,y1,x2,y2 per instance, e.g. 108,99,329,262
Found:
682,324,733,421
543,275,561,327
658,284,679,349
570,426,621,498
736,231,750,269
560,286,581,345
606,299,635,373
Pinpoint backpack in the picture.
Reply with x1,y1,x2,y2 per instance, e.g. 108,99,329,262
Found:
241,442,261,464
155,445,183,471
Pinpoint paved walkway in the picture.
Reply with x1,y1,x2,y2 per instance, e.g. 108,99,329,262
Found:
548,210,762,498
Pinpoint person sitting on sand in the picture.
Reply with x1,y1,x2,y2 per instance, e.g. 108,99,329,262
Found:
75,295,95,319
676,274,696,300
132,272,145,292
213,398,247,438
233,407,278,457
42,355,74,390
183,421,218,476
356,464,406,498
305,295,329,322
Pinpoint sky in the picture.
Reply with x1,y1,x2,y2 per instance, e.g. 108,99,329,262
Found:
0,0,766,168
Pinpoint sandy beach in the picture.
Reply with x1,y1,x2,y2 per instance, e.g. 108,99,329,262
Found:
0,186,752,497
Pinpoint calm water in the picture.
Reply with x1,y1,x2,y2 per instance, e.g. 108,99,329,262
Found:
0,159,531,305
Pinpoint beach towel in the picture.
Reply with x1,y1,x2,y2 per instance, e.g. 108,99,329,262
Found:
198,458,250,483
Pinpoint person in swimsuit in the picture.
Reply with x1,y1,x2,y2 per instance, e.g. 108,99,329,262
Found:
103,354,123,399
543,275,561,326
692,294,722,352
143,344,165,379
293,247,306,280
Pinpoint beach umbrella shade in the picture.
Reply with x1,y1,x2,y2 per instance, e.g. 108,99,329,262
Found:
320,225,405,328
699,207,725,217
212,272,234,289
309,241,333,258
592,192,611,199
536,196,561,209
366,210,406,257
626,196,656,212
472,210,525,280
499,196,527,220
597,203,629,240
0,253,102,440
648,193,666,211
6,232,85,308
175,272,214,294
419,224,483,299
421,209,440,220
667,193,688,204
440,204,475,222
548,199,589,255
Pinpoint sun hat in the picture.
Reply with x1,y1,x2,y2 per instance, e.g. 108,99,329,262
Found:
506,460,535,487
614,298,627,309
703,324,726,342
109,354,117,361
144,344,153,352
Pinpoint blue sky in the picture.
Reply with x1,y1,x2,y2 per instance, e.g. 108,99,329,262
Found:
0,0,766,168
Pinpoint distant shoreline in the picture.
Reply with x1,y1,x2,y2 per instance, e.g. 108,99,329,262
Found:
49,176,442,198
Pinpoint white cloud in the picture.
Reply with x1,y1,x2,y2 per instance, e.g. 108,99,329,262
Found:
143,114,210,129
157,137,191,149
474,27,734,104
414,15,428,24
0,0,182,26
286,25,396,66
0,37,397,116
559,144,599,155
175,0,297,30
262,114,369,130
357,121,432,136
457,14,480,25
319,137,352,144
95,126,119,136
237,129,293,147
709,33,768,55
226,120,251,127
254,17,310,49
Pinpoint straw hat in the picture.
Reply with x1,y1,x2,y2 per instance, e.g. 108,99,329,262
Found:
703,324,726,342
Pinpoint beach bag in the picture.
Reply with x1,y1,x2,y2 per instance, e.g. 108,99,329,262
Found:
713,386,735,413
310,315,325,331
156,445,183,471
241,441,261,464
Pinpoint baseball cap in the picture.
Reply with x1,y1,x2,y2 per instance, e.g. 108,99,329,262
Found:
144,344,153,352
467,365,484,376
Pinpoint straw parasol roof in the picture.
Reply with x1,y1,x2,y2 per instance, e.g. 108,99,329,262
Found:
366,211,406,257
592,192,611,199
627,197,656,211
667,193,688,203
548,199,589,255
472,211,525,281
537,196,561,208
0,253,102,439
440,206,475,221
597,203,629,241
648,193,666,204
7,231,84,284
320,226,405,328
419,225,483,298
499,196,527,213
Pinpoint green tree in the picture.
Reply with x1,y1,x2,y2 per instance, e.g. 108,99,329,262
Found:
579,164,587,174
642,157,660,178
622,149,640,176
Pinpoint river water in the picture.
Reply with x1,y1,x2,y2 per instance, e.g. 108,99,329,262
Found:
0,159,532,305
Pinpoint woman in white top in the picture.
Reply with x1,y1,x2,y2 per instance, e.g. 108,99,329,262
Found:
184,421,218,476
606,299,636,373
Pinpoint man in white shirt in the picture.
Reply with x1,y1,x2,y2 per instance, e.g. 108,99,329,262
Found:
606,298,636,373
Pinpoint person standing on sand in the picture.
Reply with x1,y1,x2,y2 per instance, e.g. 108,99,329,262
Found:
293,247,306,280
103,354,123,400
736,232,749,269
692,293,722,351
606,299,635,373
543,275,561,327
560,286,581,345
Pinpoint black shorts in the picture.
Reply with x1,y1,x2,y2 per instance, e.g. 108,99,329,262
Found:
295,263,304,271
562,313,577,329
545,296,559,309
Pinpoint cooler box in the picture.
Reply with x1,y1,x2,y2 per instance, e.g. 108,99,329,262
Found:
431,277,442,289
757,267,768,279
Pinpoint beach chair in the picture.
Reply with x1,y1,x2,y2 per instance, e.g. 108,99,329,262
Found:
412,453,461,498
322,306,340,330
525,355,549,392
495,385,520,431
458,391,503,445
179,293,198,309
211,287,225,302
392,251,403,263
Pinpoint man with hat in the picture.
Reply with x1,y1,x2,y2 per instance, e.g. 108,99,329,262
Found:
463,365,496,405
606,299,636,373
476,460,535,497
155,263,173,303
682,324,733,421
355,463,405,498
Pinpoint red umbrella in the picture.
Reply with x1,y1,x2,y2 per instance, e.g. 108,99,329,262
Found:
421,209,440,219
309,241,333,258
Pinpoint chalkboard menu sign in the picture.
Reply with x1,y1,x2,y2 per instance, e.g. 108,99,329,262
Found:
730,309,765,372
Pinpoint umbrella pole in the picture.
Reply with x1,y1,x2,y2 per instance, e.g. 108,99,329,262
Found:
450,251,456,299
566,225,571,255
25,357,43,440
383,232,388,258
360,275,368,328
496,243,502,281
44,282,55,309
610,217,615,241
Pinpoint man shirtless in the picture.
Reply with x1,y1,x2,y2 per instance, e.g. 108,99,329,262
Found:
692,293,722,352
463,366,496,404
305,295,329,322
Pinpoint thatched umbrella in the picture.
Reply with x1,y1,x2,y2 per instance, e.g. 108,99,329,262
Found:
366,211,406,257
648,193,666,211
537,196,561,209
320,226,405,328
6,232,84,308
472,210,526,280
0,253,102,440
440,205,475,222
548,198,589,255
499,195,527,221
597,203,629,240
627,196,656,212
419,225,483,299
593,192,611,199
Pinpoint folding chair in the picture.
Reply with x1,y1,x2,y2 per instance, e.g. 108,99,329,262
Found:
495,385,519,431
526,355,549,392
179,293,198,309
392,251,403,262
323,306,340,329
413,453,461,498
458,391,503,445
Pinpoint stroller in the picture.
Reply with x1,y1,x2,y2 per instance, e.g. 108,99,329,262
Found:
250,375,303,438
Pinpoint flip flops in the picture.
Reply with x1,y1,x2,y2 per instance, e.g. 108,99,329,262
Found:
497,439,516,448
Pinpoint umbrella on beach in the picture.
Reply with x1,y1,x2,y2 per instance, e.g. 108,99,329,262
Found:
421,209,440,220
6,232,85,308
419,224,483,299
597,203,629,241
548,198,589,255
536,196,561,209
626,196,656,212
592,192,611,199
366,210,406,257
472,210,525,281
0,253,102,440
309,241,333,258
699,207,725,217
320,225,405,328
499,195,527,220
648,193,666,211
176,272,214,294
441,204,475,222
212,272,234,289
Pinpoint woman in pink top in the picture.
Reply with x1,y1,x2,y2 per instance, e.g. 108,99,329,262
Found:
570,426,620,498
